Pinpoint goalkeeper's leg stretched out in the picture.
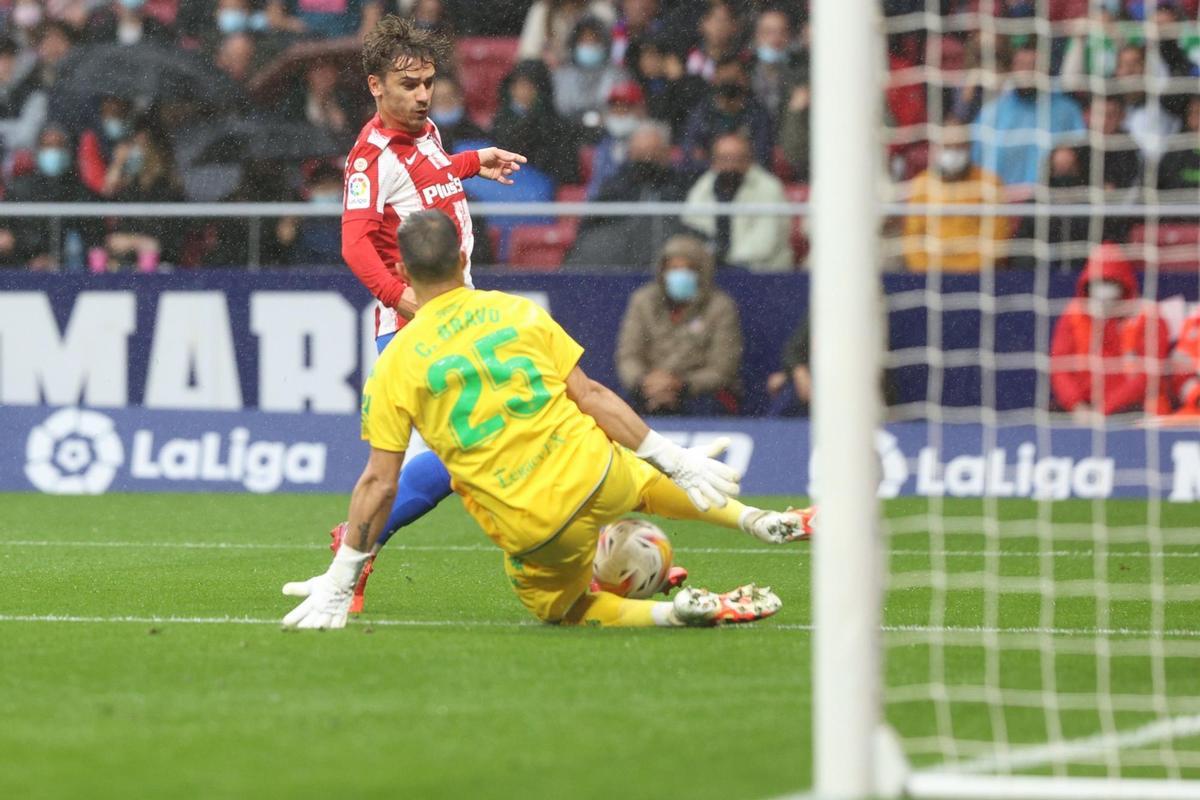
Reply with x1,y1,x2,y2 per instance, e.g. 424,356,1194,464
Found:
509,446,813,629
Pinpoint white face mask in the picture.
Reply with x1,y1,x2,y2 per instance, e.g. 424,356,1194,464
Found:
1090,282,1123,302
604,114,639,139
937,147,969,176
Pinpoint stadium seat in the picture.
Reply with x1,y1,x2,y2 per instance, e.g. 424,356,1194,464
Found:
1129,224,1200,272
771,146,794,182
508,221,578,271
455,37,519,128
10,148,34,178
578,146,596,184
1048,0,1090,20
555,184,587,203
784,183,810,268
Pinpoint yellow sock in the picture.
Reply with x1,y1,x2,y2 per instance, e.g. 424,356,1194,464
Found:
565,590,675,627
637,470,750,531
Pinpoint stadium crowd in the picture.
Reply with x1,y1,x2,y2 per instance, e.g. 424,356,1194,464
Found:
0,0,1197,272
2,0,1200,419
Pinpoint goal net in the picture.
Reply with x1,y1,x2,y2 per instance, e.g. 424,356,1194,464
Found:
815,1,1200,797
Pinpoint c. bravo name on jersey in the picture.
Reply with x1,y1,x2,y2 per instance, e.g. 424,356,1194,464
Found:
413,304,503,357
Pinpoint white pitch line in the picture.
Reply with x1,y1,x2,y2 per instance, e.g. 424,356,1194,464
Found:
2,539,1198,560
2,614,1199,639
934,712,1200,776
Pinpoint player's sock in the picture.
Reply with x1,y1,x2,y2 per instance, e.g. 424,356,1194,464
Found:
565,590,679,627
376,451,453,547
637,470,748,529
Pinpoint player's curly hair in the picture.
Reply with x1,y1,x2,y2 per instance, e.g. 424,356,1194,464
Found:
362,14,451,78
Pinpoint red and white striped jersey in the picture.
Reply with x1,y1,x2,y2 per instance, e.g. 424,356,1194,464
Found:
342,113,481,337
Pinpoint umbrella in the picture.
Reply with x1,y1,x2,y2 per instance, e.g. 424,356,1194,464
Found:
55,43,243,109
246,36,363,104
184,116,347,165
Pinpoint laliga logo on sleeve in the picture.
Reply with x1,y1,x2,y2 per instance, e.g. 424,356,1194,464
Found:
25,408,124,495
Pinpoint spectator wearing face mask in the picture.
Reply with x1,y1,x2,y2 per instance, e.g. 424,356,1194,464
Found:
76,95,134,196
211,0,270,39
552,15,631,128
1157,94,1200,201
518,0,616,69
6,124,97,270
616,233,743,415
626,34,707,141
1114,44,1181,163
903,121,1009,273
586,80,646,199
749,7,807,125
566,120,690,269
99,122,185,270
680,57,774,170
686,0,742,81
491,60,580,184
0,35,44,153
428,75,488,154
85,0,174,46
682,131,790,271
971,43,1085,190
610,0,661,66
275,162,345,266
263,0,383,39
1050,243,1171,421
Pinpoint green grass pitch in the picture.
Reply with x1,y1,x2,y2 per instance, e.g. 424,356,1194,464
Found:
2,493,1198,799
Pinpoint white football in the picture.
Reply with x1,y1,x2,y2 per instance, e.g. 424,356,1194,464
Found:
593,518,674,599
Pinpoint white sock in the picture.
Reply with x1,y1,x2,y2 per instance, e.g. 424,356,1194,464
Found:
738,506,764,533
651,601,681,627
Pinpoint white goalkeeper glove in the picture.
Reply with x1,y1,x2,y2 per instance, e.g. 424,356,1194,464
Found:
281,544,371,630
636,431,741,511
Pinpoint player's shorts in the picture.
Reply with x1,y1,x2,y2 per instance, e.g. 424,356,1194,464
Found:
502,444,661,623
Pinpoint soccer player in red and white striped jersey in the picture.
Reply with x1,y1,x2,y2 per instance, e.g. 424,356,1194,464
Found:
342,15,525,341
316,16,526,610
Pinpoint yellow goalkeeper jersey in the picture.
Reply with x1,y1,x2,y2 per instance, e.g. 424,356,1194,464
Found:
361,286,615,554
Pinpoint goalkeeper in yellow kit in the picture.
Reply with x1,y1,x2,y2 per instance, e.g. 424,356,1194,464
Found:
281,211,810,630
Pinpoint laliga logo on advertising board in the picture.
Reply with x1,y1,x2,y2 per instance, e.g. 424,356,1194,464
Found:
25,408,124,494
24,409,327,494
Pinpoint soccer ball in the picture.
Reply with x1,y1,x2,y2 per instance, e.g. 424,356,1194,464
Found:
593,518,674,599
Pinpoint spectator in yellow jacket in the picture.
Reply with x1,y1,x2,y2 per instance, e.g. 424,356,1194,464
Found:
902,121,1011,273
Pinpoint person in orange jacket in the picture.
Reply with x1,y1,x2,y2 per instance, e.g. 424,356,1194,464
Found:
1050,243,1171,420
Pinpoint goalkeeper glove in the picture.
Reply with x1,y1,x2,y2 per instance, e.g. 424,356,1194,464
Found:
636,431,741,511
281,544,372,630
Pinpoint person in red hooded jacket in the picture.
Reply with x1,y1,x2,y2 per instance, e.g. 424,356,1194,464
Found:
1050,243,1172,420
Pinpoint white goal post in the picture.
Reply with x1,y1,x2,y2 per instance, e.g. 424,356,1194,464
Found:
809,0,1200,798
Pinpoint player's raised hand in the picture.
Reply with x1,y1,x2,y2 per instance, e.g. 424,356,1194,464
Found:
477,147,527,185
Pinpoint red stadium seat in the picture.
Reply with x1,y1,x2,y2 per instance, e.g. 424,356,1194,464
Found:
456,37,520,128
508,221,578,270
771,146,794,181
555,184,587,202
784,184,809,268
1048,0,1090,20
1129,224,1200,272
578,146,596,184
10,149,34,178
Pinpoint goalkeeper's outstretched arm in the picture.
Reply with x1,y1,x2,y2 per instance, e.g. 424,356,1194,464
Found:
564,365,740,511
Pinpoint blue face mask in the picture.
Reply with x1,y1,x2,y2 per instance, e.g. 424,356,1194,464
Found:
575,43,606,69
124,146,144,175
509,100,531,116
756,44,787,64
663,268,699,303
431,106,464,128
102,118,127,141
309,189,341,204
217,9,249,34
37,147,69,177
120,0,146,9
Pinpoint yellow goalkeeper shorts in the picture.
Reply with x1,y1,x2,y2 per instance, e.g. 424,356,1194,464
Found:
502,444,661,623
